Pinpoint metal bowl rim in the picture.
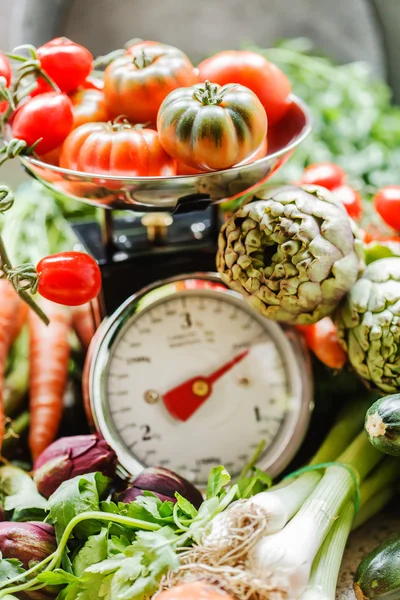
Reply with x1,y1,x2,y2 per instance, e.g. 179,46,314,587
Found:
21,94,312,183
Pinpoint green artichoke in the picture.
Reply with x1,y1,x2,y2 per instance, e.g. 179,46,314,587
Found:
216,184,363,324
337,257,400,393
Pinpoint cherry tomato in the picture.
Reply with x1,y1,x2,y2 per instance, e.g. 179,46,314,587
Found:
296,317,347,370
373,186,400,231
37,252,101,306
11,92,74,155
197,50,291,125
60,121,176,177
36,37,93,93
104,41,197,123
301,162,346,190
332,185,363,220
69,89,109,129
0,53,12,87
157,81,267,171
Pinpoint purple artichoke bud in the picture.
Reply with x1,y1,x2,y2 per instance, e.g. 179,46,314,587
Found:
118,467,203,508
33,435,117,498
0,522,56,568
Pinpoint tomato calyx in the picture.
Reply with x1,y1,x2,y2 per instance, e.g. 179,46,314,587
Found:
132,49,156,69
106,116,151,132
193,80,238,106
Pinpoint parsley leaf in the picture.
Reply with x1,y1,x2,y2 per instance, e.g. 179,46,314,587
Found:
0,555,25,584
72,528,109,576
206,466,231,499
48,473,111,541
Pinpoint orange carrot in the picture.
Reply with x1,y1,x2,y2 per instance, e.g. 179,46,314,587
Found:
0,280,28,450
71,301,99,350
296,317,347,370
28,299,71,462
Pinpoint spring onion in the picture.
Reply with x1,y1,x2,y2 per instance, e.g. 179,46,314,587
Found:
299,502,355,600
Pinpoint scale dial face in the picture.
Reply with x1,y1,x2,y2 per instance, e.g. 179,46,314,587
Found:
87,275,313,487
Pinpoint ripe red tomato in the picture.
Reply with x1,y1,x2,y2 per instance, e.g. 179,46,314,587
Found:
332,185,363,220
157,81,267,171
69,89,109,129
197,50,291,125
301,162,346,190
373,186,400,231
36,37,93,93
11,92,74,154
0,53,12,87
37,252,102,306
103,41,197,123
60,121,176,177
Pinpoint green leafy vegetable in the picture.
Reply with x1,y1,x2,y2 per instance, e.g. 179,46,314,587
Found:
206,466,231,499
72,528,109,577
0,465,47,522
48,473,111,541
0,556,24,584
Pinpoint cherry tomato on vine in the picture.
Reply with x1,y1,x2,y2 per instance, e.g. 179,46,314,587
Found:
332,185,363,220
104,41,197,123
36,37,93,93
157,80,267,171
197,50,291,125
373,186,400,232
60,121,176,177
300,162,346,190
37,252,102,306
11,92,74,154
69,89,109,129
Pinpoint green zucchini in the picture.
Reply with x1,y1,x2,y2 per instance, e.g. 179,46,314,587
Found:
354,536,400,600
365,394,400,456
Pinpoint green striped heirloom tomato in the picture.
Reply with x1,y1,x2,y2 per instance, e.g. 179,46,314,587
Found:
157,80,268,171
59,120,176,177
104,41,197,123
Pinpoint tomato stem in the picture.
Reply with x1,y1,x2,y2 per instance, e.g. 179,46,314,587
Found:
193,80,238,106
92,48,126,69
0,186,49,326
132,49,154,69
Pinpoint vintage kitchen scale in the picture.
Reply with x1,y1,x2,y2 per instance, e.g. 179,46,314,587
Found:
19,95,314,488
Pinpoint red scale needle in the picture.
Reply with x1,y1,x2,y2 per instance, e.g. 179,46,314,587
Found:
162,349,249,422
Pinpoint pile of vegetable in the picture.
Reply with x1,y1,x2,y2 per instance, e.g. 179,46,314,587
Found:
2,30,400,600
